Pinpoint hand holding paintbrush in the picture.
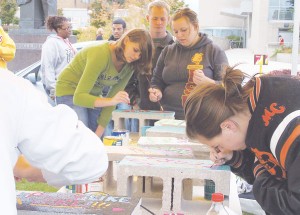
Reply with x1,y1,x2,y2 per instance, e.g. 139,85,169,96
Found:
146,76,164,111
210,147,221,168
209,146,232,168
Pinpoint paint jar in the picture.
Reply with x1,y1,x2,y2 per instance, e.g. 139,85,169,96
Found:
103,136,123,146
112,129,129,146
65,185,76,193
204,179,215,200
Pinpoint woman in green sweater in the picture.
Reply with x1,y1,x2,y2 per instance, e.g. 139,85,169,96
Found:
56,29,153,137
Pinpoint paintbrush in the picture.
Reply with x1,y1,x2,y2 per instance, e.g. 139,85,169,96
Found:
210,147,221,168
210,160,217,168
145,76,164,111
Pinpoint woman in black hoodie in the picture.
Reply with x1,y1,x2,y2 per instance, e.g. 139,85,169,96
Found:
150,7,228,119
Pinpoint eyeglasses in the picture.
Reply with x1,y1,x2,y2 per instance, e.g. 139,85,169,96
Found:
60,26,72,31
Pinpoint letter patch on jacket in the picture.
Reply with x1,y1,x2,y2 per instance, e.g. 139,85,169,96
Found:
262,103,286,126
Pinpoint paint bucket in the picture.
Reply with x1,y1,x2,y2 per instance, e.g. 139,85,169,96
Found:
112,129,129,146
103,136,123,146
204,179,215,200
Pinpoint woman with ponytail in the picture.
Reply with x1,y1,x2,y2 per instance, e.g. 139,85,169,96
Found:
185,66,300,214
40,16,76,102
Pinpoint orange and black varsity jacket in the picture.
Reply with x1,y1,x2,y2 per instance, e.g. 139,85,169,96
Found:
227,75,300,215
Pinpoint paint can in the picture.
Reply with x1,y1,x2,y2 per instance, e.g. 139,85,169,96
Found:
103,136,123,146
112,129,129,146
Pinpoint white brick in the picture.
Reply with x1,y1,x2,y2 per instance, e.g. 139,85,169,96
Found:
154,119,186,127
104,145,194,195
146,126,186,138
117,156,238,214
138,136,210,154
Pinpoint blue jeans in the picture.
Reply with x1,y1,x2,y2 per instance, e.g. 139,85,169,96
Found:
56,95,101,133
118,103,139,132
43,84,56,106
106,103,139,134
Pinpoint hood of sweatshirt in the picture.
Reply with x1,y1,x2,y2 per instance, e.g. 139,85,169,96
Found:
168,33,214,81
170,33,214,77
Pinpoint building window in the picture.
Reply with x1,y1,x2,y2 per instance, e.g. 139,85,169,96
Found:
269,0,294,21
202,28,246,48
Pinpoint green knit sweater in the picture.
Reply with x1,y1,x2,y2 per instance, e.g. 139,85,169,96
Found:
56,41,133,127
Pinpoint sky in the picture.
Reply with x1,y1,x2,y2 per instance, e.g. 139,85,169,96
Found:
183,0,199,10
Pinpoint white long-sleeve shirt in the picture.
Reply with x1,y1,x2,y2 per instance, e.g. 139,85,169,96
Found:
0,69,108,214
40,35,76,97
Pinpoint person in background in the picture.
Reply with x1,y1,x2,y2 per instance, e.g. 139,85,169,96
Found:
149,7,228,119
137,0,174,111
96,27,104,40
107,3,174,130
278,35,284,46
1,69,108,214
108,18,127,41
0,26,16,69
184,66,300,214
106,18,136,134
40,16,76,102
56,29,153,138
112,0,174,133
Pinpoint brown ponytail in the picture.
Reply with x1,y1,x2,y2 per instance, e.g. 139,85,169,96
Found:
184,66,253,140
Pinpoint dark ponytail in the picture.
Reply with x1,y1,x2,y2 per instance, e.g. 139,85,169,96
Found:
184,66,252,140
221,66,252,112
46,16,68,32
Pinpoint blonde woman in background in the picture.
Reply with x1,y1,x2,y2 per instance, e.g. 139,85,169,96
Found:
96,27,104,40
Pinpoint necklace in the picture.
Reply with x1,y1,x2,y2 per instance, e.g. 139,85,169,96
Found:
58,36,76,55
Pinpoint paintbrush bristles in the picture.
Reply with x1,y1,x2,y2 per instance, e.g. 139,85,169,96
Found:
159,103,164,111
210,161,216,168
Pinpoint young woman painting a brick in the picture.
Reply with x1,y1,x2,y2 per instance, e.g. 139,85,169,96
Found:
56,29,153,137
185,66,300,214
